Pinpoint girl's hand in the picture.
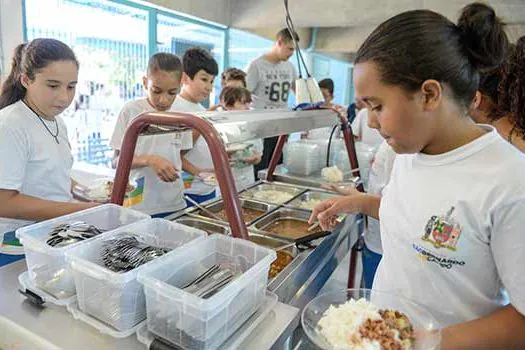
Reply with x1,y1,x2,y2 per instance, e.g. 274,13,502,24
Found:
309,195,362,231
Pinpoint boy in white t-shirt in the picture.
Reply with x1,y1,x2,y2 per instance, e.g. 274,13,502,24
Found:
311,4,525,347
176,47,219,205
110,53,187,217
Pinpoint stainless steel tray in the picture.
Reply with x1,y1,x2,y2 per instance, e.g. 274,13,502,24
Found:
285,190,339,212
195,199,278,225
250,208,319,242
173,217,230,235
240,183,306,205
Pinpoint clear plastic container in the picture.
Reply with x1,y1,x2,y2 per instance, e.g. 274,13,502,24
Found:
135,292,278,349
67,301,145,338
284,141,321,175
305,139,330,168
65,219,207,333
137,235,276,350
15,204,149,300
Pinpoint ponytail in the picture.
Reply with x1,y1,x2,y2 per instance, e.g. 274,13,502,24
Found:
0,44,27,109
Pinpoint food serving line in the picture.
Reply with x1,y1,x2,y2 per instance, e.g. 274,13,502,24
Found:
0,108,364,349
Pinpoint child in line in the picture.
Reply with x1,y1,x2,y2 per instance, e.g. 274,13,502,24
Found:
310,3,525,347
174,47,219,205
219,86,262,190
110,53,187,217
221,67,247,88
0,39,96,265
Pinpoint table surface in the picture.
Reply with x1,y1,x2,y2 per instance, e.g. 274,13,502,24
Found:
0,260,300,350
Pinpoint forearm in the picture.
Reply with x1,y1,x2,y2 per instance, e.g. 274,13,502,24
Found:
113,152,154,170
442,305,525,349
0,192,97,222
181,155,201,176
354,193,381,219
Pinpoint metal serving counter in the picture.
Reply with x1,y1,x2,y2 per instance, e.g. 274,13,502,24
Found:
0,260,300,350
258,165,360,190
168,180,363,309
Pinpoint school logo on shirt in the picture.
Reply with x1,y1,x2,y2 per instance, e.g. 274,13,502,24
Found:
421,206,462,250
412,206,466,269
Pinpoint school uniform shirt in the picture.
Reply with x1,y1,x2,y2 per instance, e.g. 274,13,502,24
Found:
246,56,297,110
0,101,73,234
110,98,186,215
171,95,216,196
374,126,525,327
364,141,396,255
352,109,383,147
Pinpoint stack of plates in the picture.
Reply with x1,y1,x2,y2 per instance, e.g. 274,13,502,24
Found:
284,141,321,176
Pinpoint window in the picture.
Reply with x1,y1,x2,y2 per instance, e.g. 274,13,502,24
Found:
25,0,149,166
311,54,353,105
23,0,353,167
228,29,272,71
157,14,225,107
228,28,301,108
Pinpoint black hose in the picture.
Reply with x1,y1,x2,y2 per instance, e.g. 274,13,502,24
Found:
326,124,339,167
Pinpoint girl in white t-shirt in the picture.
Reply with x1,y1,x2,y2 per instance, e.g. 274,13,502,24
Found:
0,39,97,264
110,53,188,217
310,3,525,348
219,86,262,190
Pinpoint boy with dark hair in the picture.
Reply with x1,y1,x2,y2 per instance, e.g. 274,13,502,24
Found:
247,28,299,175
319,78,334,106
172,47,219,204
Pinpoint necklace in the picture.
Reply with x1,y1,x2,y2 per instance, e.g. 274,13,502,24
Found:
24,101,60,144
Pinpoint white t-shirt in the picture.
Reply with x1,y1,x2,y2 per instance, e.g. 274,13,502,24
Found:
110,98,186,214
172,95,216,196
374,126,525,327
364,141,396,254
352,109,383,147
0,101,73,234
246,56,297,110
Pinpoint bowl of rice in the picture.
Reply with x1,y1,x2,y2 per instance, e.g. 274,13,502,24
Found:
302,289,441,350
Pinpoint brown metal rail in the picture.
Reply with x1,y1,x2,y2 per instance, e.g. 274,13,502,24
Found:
264,106,363,289
110,111,248,239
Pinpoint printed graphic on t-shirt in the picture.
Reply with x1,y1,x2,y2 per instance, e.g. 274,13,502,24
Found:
422,206,462,250
263,71,293,104
123,177,145,207
412,206,466,269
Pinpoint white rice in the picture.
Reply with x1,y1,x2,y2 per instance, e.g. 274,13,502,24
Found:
317,298,382,350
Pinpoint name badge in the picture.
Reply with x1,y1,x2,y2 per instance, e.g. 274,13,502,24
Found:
171,129,193,150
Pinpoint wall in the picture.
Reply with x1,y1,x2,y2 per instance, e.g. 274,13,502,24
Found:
143,0,231,26
0,0,24,79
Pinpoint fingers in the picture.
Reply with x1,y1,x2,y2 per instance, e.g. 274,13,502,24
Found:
309,199,336,224
157,164,179,182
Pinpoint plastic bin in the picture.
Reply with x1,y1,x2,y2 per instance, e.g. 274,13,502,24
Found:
65,219,207,333
15,204,149,300
135,292,278,349
137,234,276,350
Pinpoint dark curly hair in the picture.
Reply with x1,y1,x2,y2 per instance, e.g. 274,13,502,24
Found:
499,37,525,137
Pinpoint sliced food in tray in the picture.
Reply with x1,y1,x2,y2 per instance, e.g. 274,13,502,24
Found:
240,183,304,205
